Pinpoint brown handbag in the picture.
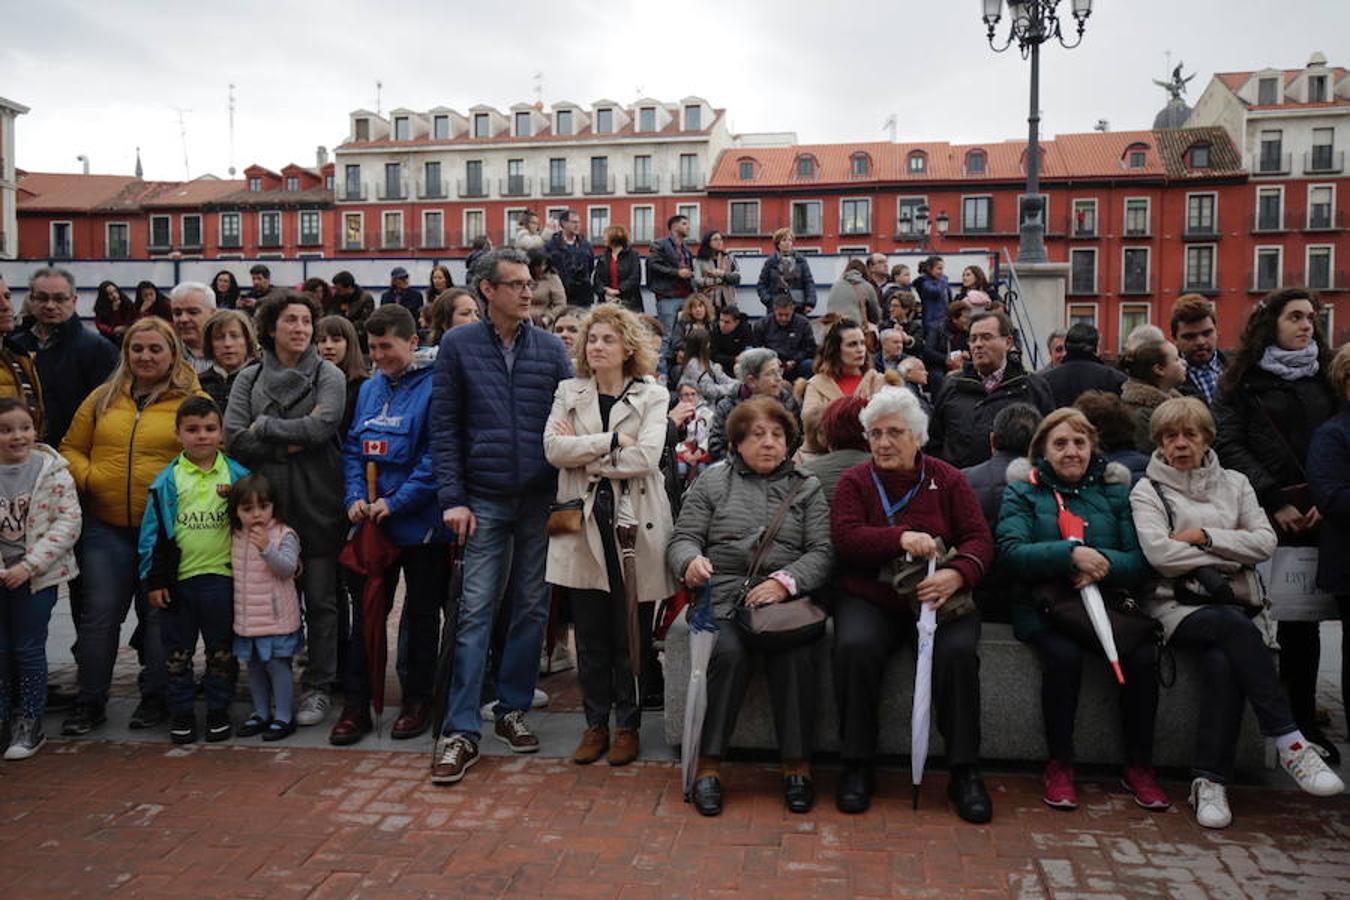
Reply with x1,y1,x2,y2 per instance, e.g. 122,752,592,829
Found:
546,498,584,536
731,480,828,651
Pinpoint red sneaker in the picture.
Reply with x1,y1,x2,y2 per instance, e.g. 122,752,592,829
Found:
1043,759,1078,810
1121,763,1171,810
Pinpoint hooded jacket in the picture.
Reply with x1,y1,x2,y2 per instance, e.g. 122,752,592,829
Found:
5,443,80,592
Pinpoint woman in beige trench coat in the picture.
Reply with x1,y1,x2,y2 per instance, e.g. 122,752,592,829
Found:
545,303,677,766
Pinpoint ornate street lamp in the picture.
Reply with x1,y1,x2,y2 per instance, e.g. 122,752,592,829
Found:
982,0,1092,263
899,204,950,252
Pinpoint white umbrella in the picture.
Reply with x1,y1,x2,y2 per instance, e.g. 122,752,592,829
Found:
681,585,718,801
911,558,938,809
1081,582,1125,685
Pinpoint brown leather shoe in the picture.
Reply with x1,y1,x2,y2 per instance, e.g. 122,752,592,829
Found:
608,728,640,766
328,706,372,746
391,701,431,740
572,726,609,765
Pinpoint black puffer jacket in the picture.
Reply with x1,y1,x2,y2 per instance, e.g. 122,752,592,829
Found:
927,357,1055,468
1213,366,1337,523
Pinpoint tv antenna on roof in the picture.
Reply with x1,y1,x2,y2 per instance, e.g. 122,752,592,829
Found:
376,80,383,116
227,83,236,177
170,107,192,179
883,114,897,142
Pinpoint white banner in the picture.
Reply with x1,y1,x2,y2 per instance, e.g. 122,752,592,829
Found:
1257,547,1339,622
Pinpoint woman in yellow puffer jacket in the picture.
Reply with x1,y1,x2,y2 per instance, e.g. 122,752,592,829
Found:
59,316,204,734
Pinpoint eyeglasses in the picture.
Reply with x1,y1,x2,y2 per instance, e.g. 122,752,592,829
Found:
492,279,536,294
29,293,72,305
866,427,911,444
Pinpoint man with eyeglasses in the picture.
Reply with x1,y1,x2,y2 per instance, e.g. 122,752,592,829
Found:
928,310,1053,468
11,267,117,447
428,248,572,787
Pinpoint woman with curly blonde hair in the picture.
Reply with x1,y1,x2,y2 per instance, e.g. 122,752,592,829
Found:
543,302,674,766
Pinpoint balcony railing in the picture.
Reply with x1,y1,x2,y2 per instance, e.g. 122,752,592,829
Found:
342,240,365,251
1306,208,1344,231
298,232,322,247
1304,149,1344,174
457,179,488,199
418,179,448,199
381,235,405,250
1247,269,1295,293
626,173,659,194
219,235,242,249
259,234,282,248
1286,270,1346,292
1182,278,1218,294
1120,273,1156,295
1182,221,1221,240
377,181,408,201
1253,152,1292,175
340,184,367,201
672,172,705,193
1250,210,1287,232
583,174,615,195
498,176,532,198
542,176,573,196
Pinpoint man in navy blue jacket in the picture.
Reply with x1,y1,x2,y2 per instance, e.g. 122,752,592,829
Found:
429,248,572,786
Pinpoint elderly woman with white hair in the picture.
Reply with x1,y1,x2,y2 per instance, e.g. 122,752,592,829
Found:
706,347,802,462
829,387,995,823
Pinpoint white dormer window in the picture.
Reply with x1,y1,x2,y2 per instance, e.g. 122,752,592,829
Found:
514,111,531,137
1258,77,1279,105
393,116,410,141
354,118,370,142
684,104,701,130
473,113,490,138
433,115,449,139
908,152,927,174
556,109,573,136
1309,74,1328,103
638,107,656,132
596,108,613,134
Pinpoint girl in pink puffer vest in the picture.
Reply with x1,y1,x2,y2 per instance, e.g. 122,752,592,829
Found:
228,474,303,742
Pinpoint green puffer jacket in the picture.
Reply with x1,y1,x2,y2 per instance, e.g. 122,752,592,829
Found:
995,455,1151,641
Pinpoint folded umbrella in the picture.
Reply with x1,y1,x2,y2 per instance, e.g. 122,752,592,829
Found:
337,461,402,731
1051,486,1125,684
431,541,465,739
681,584,718,801
911,558,938,809
614,490,643,687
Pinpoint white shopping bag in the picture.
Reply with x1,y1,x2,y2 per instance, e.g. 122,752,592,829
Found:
1256,547,1338,622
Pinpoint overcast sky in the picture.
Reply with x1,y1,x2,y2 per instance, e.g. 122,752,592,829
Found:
5,0,1347,180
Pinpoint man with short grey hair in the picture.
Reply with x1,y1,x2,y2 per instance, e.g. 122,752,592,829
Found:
11,267,117,446
169,282,216,374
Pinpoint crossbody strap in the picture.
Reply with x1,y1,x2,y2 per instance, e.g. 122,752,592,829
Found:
1148,479,1177,531
744,479,805,582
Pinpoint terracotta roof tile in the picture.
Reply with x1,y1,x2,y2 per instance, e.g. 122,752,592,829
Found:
140,178,248,208
1152,127,1245,178
15,173,140,212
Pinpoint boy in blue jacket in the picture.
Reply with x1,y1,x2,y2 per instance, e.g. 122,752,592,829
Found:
139,396,250,744
333,304,450,746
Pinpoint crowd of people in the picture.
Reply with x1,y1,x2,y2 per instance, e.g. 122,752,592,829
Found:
0,215,1346,835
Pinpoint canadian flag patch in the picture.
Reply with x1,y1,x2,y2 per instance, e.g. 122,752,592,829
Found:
363,439,389,456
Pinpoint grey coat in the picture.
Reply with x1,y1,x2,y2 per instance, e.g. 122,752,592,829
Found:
667,457,834,619
224,346,348,556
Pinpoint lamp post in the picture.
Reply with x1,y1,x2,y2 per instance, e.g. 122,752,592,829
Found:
898,204,950,253
982,0,1092,263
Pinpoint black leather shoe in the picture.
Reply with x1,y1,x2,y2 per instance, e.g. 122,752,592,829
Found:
784,775,815,814
129,695,168,730
1304,728,1342,768
835,764,872,814
948,767,993,824
691,775,723,816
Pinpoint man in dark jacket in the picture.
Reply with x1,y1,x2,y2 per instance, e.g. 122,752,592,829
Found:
545,210,594,308
647,214,694,333
429,248,572,787
379,266,423,317
11,267,117,447
752,293,817,380
710,304,752,374
928,311,1054,468
330,271,376,352
961,402,1042,526
240,263,287,315
1042,323,1126,409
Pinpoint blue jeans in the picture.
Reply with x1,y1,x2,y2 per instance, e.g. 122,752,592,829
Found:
75,517,166,706
0,583,57,720
163,574,235,714
656,296,683,375
441,491,551,740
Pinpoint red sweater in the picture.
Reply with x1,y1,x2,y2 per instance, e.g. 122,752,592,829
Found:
830,455,994,610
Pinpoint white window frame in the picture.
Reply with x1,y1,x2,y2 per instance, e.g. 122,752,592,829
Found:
960,194,993,234
1071,198,1098,236
555,109,573,136
637,107,656,133
790,199,824,237
896,195,928,235
1305,244,1335,291
631,204,656,244
683,104,701,131
297,210,322,247
432,114,450,140
219,211,242,247
1118,303,1153,352
839,196,872,236
514,111,531,137
248,176,262,192
1307,183,1336,229
257,211,282,248
728,200,761,236
473,113,490,138
297,252,325,260
907,152,927,174
675,202,700,239
284,176,299,192
1123,196,1151,237
342,212,364,250
595,108,614,135
462,209,486,247
180,213,203,247
1121,246,1151,294
1068,247,1098,295
1252,245,1283,292
1067,302,1099,329
587,205,610,242
381,210,404,249
104,221,129,258
503,207,528,242
393,116,410,141
422,210,445,249
1184,244,1218,291
1185,191,1218,234
149,214,172,249
1254,185,1285,231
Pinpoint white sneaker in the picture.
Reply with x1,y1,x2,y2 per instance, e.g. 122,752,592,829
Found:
1188,777,1231,829
1280,742,1345,797
480,689,550,720
532,688,549,709
295,691,332,727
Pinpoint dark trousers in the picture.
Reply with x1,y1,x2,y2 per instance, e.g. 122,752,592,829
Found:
163,574,235,715
701,621,817,760
572,483,639,730
0,584,57,720
833,593,982,766
1341,596,1350,732
1170,606,1296,783
343,544,448,708
1026,625,1158,765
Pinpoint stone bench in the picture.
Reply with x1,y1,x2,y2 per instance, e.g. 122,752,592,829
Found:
661,614,1268,772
